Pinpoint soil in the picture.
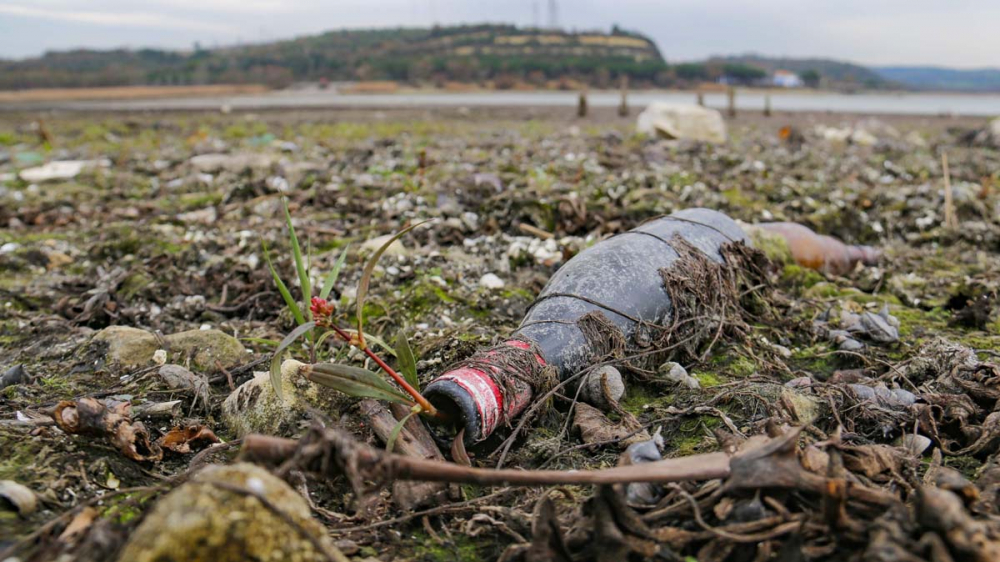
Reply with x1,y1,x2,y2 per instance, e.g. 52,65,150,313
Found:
1,106,999,561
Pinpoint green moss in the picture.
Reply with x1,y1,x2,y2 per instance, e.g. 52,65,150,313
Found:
0,429,45,481
721,187,755,209
782,264,825,288
120,271,152,300
892,306,949,338
620,384,674,415
412,531,483,562
38,375,75,398
670,415,721,456
694,371,723,387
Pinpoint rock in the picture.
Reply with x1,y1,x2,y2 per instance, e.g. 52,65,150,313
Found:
0,479,37,515
19,160,104,182
478,273,505,290
0,364,30,390
623,429,665,505
580,365,626,410
177,206,218,225
92,327,246,370
159,364,210,406
636,103,727,143
92,326,160,369
116,463,339,562
361,234,407,258
222,360,318,437
781,388,823,423
990,117,1000,145
658,361,700,389
164,329,246,371
188,153,275,173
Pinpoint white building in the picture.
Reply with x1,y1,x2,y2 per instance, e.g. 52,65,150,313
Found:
772,69,804,88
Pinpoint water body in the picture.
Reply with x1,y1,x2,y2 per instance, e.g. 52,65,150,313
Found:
7,89,1000,116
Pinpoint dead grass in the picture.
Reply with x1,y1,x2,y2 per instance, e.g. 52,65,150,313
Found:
0,84,270,103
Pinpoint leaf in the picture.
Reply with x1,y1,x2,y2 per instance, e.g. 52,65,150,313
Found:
386,411,418,454
269,321,315,400
320,245,350,300
262,237,306,326
395,328,419,391
356,220,432,349
282,198,311,318
307,363,413,405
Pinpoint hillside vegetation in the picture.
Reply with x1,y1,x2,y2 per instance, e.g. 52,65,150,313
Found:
0,24,669,90
875,66,1000,92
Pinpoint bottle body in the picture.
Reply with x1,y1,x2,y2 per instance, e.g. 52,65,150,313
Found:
423,208,747,444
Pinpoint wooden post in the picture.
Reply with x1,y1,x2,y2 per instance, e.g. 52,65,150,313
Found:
727,87,736,117
617,75,629,117
577,90,588,118
764,95,772,117
696,91,705,107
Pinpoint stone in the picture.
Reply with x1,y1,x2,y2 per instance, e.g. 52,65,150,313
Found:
116,463,340,562
781,388,823,423
92,326,159,369
478,273,505,289
580,365,626,409
18,160,103,182
188,153,275,173
658,361,699,389
92,327,246,371
164,329,247,371
222,360,318,437
636,103,727,143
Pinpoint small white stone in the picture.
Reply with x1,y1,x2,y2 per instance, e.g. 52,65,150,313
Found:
152,349,168,366
478,273,505,289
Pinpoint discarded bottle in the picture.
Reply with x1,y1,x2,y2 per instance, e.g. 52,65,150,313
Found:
424,208,748,445
423,209,882,445
755,222,880,275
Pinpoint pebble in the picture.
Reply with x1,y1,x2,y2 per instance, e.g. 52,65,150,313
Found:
478,273,505,289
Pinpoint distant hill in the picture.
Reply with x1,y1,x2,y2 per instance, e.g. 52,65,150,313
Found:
0,24,667,90
874,66,1000,92
705,55,892,90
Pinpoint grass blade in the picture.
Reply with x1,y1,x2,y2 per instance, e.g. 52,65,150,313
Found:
395,328,419,391
320,245,349,300
386,411,418,454
262,238,306,326
356,220,432,349
307,363,413,405
268,321,315,400
282,198,311,316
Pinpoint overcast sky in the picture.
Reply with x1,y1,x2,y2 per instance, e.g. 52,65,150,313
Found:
0,0,996,68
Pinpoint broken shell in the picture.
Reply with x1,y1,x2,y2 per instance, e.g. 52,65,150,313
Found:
0,479,38,516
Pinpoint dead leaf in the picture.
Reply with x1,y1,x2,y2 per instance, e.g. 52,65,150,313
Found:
573,403,648,446
842,444,911,479
59,507,99,543
157,425,221,454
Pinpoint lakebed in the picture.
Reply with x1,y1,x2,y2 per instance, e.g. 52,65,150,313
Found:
1,107,999,560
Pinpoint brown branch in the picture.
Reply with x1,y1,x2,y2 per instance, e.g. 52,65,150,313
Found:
241,432,731,486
